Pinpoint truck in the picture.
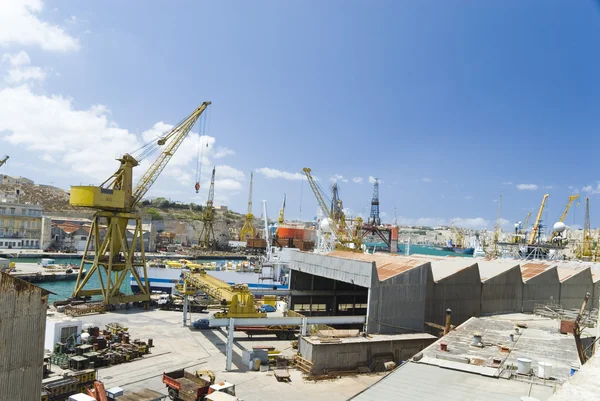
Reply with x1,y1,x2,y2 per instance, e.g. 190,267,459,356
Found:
192,319,297,340
157,294,208,313
162,369,236,401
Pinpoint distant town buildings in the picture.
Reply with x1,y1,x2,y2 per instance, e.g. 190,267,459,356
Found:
0,200,43,249
0,174,34,185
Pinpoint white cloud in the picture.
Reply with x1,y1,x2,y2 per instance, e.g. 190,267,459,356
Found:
213,179,243,191
0,0,79,52
213,147,235,159
368,176,382,184
330,174,348,183
255,167,306,181
2,51,46,84
215,165,244,180
352,177,363,184
421,177,432,183
516,184,538,191
582,184,600,194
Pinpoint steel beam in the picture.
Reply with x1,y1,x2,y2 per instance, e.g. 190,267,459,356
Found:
209,315,366,328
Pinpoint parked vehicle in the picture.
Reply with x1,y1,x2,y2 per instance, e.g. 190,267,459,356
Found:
162,369,236,401
259,304,276,313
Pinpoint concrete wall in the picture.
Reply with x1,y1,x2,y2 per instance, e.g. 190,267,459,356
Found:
291,252,373,288
368,264,433,334
298,336,435,374
522,267,560,313
560,269,594,310
427,264,481,329
481,265,523,314
0,272,48,401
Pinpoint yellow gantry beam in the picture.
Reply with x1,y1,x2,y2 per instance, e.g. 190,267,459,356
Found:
529,194,550,245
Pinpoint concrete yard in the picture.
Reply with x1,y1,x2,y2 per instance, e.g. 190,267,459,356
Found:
70,309,384,401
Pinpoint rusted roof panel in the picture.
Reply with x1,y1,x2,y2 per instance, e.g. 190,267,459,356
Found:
327,251,427,281
520,262,555,281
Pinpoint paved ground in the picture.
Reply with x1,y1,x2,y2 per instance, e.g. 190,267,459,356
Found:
71,309,383,401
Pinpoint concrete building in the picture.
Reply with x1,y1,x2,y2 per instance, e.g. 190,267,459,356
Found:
298,333,436,374
0,199,43,249
351,314,582,401
289,252,600,335
0,174,34,185
0,272,50,401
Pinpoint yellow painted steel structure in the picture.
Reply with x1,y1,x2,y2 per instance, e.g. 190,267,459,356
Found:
71,102,211,305
582,196,593,258
240,172,256,240
182,271,266,318
198,167,216,249
302,167,362,251
528,194,549,245
450,223,464,248
549,195,580,241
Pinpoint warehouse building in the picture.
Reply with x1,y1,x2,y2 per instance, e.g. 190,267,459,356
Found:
288,251,600,335
0,272,50,401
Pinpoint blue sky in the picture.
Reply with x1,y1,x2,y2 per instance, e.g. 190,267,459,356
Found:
0,1,599,229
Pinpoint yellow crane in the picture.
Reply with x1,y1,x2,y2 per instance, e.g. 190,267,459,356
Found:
528,194,550,245
488,195,502,257
582,196,593,258
303,167,362,251
70,102,211,305
0,155,8,168
549,194,580,242
240,172,256,240
198,167,216,250
450,223,464,248
181,270,265,318
276,193,286,236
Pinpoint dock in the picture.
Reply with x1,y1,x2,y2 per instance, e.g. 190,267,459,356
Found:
8,262,85,283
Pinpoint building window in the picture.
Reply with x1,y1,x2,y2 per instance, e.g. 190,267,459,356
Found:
0,208,4,215
0,242,3,246
27,221,30,229
31,221,36,229
25,240,29,246
81,236,86,240
60,326,78,343
9,220,13,227
20,221,24,229
9,208,15,215
0,220,3,227
21,209,26,215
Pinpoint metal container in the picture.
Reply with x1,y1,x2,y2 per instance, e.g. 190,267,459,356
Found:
517,358,532,375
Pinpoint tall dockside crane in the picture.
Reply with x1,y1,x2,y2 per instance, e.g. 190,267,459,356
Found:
368,178,381,226
0,155,8,167
240,172,256,240
549,194,580,242
582,197,593,258
70,102,211,305
528,194,549,244
489,195,502,257
303,167,362,251
198,167,217,250
276,193,286,237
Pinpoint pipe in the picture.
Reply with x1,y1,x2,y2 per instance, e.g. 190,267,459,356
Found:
444,308,452,335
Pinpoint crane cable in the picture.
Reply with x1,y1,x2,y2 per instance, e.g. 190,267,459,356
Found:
194,110,211,192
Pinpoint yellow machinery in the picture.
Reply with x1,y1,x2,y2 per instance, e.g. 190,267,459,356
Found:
0,155,8,168
240,172,256,240
549,195,580,242
71,102,211,305
198,167,216,249
182,270,265,318
488,195,502,257
528,194,549,245
276,193,286,237
450,223,464,248
303,167,362,251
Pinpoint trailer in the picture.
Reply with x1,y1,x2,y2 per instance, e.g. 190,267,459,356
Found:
162,369,236,401
157,295,208,313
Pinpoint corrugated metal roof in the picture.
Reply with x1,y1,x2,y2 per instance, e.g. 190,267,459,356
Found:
477,260,520,281
350,361,554,401
556,266,592,282
521,262,556,281
327,251,427,281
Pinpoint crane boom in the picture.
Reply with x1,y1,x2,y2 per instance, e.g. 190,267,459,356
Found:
277,193,286,226
0,155,8,168
132,102,211,206
302,167,361,250
529,194,549,244
550,195,580,241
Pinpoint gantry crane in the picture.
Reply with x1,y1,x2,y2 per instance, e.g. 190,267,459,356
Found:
451,223,464,248
361,177,392,250
240,172,256,240
198,167,217,250
550,195,580,242
488,195,502,257
528,194,549,245
181,271,265,318
303,167,362,251
0,155,8,168
70,102,211,305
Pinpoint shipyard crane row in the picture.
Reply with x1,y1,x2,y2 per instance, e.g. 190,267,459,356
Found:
528,194,549,245
240,172,256,240
70,102,211,305
549,194,580,242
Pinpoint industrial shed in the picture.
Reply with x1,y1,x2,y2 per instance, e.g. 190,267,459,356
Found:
426,260,481,329
478,260,523,315
557,266,594,309
0,272,50,401
521,262,560,313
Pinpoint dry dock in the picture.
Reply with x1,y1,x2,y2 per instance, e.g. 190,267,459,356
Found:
62,309,383,401
9,262,84,283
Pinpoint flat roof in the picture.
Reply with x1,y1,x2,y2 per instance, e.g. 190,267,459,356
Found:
302,333,436,345
419,313,579,383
